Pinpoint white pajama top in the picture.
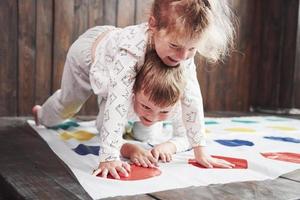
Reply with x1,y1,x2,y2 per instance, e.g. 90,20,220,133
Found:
90,23,206,162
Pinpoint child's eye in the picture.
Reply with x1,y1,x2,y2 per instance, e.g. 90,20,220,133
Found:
142,104,151,110
169,43,179,49
160,111,170,114
189,47,196,51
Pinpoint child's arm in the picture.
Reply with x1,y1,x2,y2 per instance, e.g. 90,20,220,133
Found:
182,59,234,168
121,143,158,168
93,51,140,178
150,105,190,162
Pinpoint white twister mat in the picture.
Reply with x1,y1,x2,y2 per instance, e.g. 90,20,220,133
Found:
28,116,300,199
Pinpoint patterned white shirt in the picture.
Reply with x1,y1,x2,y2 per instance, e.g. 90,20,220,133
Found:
90,23,206,162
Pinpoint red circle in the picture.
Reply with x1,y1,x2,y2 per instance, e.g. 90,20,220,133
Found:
106,164,161,181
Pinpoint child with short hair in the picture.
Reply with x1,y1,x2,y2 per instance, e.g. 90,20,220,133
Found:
120,50,189,168
33,0,236,179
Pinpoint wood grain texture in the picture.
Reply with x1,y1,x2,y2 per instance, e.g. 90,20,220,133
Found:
35,0,53,105
278,0,298,108
1,0,300,117
88,0,105,26
150,178,300,200
0,120,92,199
0,0,18,116
117,0,135,27
1,115,300,200
18,0,36,115
293,0,300,108
135,0,153,24
52,0,74,91
104,0,117,25
74,0,99,116
253,0,299,109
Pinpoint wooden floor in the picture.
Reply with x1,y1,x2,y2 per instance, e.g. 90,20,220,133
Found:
0,112,300,200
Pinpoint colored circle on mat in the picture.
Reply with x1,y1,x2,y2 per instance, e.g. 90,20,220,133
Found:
261,152,300,164
188,155,248,169
106,165,161,181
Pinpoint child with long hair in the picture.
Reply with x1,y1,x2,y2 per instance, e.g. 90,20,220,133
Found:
33,0,235,179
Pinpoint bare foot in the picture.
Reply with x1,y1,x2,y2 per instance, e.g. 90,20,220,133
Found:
32,105,41,126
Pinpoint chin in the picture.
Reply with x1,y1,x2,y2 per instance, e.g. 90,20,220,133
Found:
164,59,179,67
140,118,153,127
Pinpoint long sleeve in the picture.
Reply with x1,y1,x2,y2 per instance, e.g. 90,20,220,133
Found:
97,49,138,162
168,104,191,153
89,23,148,163
181,59,206,147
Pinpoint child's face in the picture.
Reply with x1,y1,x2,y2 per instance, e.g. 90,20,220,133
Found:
133,91,174,127
152,29,201,67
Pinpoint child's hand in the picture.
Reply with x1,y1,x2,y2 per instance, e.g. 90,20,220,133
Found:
93,160,131,179
193,146,235,168
121,143,158,168
151,142,177,163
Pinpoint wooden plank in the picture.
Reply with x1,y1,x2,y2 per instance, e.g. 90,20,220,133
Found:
53,0,74,91
197,0,256,112
117,0,135,27
104,0,117,25
150,178,300,200
0,117,156,200
1,115,300,199
293,0,300,108
73,0,98,116
35,0,53,105
104,195,156,200
82,0,105,116
248,0,263,110
18,0,36,115
135,0,153,24
0,119,92,199
0,0,18,116
278,0,298,108
281,169,300,182
254,0,294,109
74,0,89,37
88,0,105,26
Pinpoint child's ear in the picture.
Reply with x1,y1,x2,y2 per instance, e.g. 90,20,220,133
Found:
148,16,157,31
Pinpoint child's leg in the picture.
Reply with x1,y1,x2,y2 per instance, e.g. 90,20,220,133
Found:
34,27,111,126
36,53,93,127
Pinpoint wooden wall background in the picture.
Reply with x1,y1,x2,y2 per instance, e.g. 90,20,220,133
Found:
0,0,299,117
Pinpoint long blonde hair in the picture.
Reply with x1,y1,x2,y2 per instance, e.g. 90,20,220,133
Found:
151,0,236,62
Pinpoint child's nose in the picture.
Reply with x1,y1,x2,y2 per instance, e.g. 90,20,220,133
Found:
175,49,189,61
148,113,160,122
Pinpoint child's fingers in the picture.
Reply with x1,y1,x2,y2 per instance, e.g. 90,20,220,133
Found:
132,158,141,166
116,166,129,177
122,162,131,172
92,168,102,176
109,168,120,179
144,157,156,168
165,154,172,162
199,159,213,168
101,168,109,178
212,159,234,168
160,153,166,163
148,155,159,167
151,149,159,160
138,158,148,168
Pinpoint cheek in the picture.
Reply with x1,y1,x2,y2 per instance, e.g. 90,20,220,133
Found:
187,51,196,59
135,106,144,116
158,114,169,121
